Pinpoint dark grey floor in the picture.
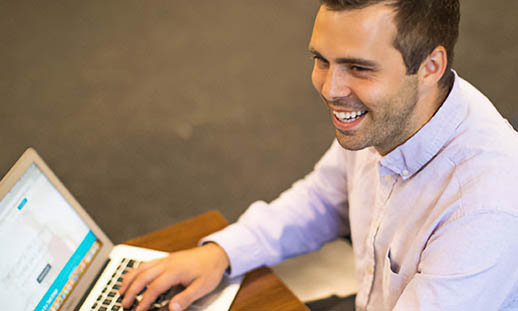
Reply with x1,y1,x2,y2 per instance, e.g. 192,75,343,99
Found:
1,1,517,244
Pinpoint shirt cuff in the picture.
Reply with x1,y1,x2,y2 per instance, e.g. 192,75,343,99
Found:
199,222,264,278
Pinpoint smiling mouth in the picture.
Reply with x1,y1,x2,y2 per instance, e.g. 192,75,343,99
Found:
332,110,368,123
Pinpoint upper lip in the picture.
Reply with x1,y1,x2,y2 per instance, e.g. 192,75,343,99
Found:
328,105,367,113
320,95,366,112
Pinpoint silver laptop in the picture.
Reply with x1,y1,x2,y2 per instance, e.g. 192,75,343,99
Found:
0,148,242,311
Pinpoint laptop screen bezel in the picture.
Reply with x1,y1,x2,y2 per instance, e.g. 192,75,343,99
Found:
0,148,115,311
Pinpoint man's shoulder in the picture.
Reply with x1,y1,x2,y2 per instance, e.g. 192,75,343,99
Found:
440,130,518,213
442,76,518,178
436,76,518,210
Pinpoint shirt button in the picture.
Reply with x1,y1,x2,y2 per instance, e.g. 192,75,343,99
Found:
367,266,374,275
384,175,392,182
402,170,409,176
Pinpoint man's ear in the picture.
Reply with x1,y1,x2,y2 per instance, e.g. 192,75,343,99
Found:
418,45,448,87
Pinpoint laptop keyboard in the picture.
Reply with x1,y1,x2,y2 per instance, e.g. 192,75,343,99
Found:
89,258,182,311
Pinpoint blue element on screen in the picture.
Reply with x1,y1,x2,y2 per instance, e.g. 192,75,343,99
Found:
17,198,27,210
34,231,97,311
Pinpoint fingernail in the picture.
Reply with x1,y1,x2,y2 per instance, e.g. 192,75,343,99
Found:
171,302,182,310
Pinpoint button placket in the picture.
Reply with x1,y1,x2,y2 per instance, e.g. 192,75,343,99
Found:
361,173,397,309
357,189,383,307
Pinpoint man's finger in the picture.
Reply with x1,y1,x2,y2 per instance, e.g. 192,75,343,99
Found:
135,272,181,311
169,278,213,311
119,258,160,295
119,267,140,295
121,264,164,308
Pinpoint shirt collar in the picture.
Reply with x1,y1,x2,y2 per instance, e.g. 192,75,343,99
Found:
379,71,468,180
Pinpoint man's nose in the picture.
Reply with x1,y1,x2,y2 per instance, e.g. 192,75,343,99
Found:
321,67,352,102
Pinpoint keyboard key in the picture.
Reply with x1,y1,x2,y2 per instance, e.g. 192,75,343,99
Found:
89,258,145,311
127,260,136,268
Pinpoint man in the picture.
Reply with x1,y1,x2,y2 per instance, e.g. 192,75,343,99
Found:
120,0,518,310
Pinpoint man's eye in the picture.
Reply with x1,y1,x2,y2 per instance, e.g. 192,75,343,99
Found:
350,65,370,72
313,55,328,64
313,56,329,68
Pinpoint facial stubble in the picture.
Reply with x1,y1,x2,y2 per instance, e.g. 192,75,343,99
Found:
333,75,420,155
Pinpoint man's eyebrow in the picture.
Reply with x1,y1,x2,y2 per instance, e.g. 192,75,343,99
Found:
308,48,379,69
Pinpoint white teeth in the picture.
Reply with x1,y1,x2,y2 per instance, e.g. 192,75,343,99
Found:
333,110,366,122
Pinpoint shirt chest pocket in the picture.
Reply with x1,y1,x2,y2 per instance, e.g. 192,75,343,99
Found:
382,248,405,305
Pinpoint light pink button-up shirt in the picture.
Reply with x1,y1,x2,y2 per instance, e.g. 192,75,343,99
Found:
203,73,518,310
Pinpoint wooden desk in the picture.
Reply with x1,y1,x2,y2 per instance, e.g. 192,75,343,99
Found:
124,210,309,311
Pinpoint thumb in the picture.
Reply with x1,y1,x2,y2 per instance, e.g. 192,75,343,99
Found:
169,278,208,311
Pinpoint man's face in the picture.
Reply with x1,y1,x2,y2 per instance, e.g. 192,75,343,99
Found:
309,4,424,155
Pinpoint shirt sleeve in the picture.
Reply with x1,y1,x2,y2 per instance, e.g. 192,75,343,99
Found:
200,139,350,277
393,211,518,310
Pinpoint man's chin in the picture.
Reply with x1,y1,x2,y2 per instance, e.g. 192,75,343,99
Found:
335,130,369,151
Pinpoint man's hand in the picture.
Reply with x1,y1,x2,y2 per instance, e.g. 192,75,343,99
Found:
119,243,230,311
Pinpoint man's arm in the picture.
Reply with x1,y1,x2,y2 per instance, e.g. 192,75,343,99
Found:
203,139,350,277
119,139,350,310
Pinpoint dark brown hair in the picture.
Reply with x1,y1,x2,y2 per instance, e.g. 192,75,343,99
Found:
320,0,460,88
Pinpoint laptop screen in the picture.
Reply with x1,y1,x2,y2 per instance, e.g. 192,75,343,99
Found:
0,163,102,311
